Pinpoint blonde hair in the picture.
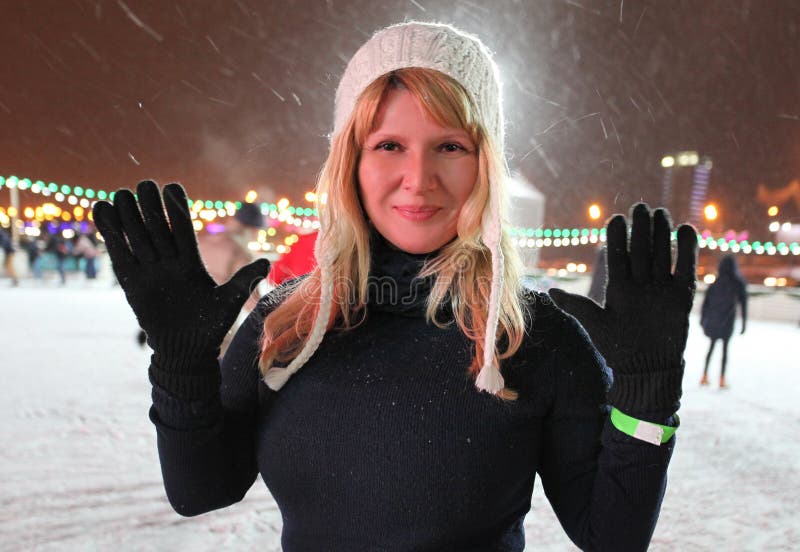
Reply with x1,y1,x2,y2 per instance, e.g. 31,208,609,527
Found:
259,68,527,399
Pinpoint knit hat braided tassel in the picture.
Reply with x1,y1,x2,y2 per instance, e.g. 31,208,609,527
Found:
264,233,335,391
475,175,505,395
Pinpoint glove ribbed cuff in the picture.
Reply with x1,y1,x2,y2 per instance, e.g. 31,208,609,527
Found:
149,365,221,400
607,358,685,421
145,330,222,399
147,330,221,373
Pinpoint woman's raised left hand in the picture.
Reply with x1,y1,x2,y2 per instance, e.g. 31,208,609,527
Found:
549,203,697,417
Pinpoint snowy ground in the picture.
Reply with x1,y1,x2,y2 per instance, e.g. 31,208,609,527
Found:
2,279,798,551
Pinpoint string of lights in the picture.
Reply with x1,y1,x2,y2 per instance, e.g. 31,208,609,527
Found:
2,174,798,255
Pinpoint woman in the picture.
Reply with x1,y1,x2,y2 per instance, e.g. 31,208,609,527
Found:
700,255,748,388
93,22,697,551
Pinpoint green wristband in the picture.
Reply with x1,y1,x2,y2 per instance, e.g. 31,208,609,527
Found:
610,407,679,446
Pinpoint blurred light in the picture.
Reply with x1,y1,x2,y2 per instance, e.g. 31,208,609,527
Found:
661,156,675,168
577,263,587,273
62,228,75,239
769,221,780,232
764,277,776,287
245,190,258,203
192,220,204,232
319,193,328,205
781,222,792,231
767,205,779,217
566,262,577,272
703,274,716,284
305,191,317,203
703,204,718,221
777,277,787,286
677,151,699,166
276,244,287,254
7,206,17,217
557,268,568,277
588,204,601,220
277,198,290,210
24,207,34,219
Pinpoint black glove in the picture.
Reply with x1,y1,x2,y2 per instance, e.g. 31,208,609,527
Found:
549,203,697,420
92,181,269,397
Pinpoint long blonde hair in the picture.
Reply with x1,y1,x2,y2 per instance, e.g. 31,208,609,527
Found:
259,68,527,398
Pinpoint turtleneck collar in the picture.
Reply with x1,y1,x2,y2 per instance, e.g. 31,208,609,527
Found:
367,228,438,317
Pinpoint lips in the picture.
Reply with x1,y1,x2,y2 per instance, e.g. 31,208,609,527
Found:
394,205,441,221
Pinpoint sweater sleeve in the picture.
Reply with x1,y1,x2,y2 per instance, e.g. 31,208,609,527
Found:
537,306,674,552
149,297,275,517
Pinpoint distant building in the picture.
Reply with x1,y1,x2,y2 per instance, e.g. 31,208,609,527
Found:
506,172,545,273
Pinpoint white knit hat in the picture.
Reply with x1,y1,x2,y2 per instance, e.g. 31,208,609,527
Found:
264,21,507,395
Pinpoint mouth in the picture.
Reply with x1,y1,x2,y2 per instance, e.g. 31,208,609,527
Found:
394,205,441,221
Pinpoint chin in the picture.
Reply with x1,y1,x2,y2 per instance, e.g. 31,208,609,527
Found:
386,232,452,255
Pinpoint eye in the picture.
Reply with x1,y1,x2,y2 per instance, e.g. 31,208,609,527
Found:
440,142,468,153
376,141,401,152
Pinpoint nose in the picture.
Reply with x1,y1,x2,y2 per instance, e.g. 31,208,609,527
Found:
401,151,437,192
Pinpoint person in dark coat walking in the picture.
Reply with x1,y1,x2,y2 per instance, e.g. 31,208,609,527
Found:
700,255,748,388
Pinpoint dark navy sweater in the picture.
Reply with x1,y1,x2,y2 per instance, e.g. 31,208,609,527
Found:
149,240,675,551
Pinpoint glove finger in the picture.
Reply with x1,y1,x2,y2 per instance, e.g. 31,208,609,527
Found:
137,180,178,259
548,288,603,331
629,203,652,285
113,188,157,262
219,258,271,304
674,224,698,285
605,214,630,285
651,208,672,282
92,200,136,270
162,183,201,262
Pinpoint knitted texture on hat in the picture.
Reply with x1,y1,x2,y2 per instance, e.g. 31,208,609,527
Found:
333,21,504,154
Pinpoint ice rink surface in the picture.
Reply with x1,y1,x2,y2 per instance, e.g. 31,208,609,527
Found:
2,283,798,551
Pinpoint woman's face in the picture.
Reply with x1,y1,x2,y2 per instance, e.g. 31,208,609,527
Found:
357,88,479,254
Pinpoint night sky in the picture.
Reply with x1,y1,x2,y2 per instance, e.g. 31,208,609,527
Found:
2,0,799,229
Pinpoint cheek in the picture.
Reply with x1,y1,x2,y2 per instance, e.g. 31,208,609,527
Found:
357,158,382,218
449,160,479,205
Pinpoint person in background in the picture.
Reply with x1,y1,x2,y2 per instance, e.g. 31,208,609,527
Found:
197,203,265,288
700,255,748,388
46,232,69,285
93,22,698,551
73,230,100,280
1,227,19,286
20,234,44,280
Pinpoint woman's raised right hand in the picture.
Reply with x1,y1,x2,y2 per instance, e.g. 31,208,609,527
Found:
92,180,269,357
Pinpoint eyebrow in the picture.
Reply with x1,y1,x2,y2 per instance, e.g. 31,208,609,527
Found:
365,130,474,143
